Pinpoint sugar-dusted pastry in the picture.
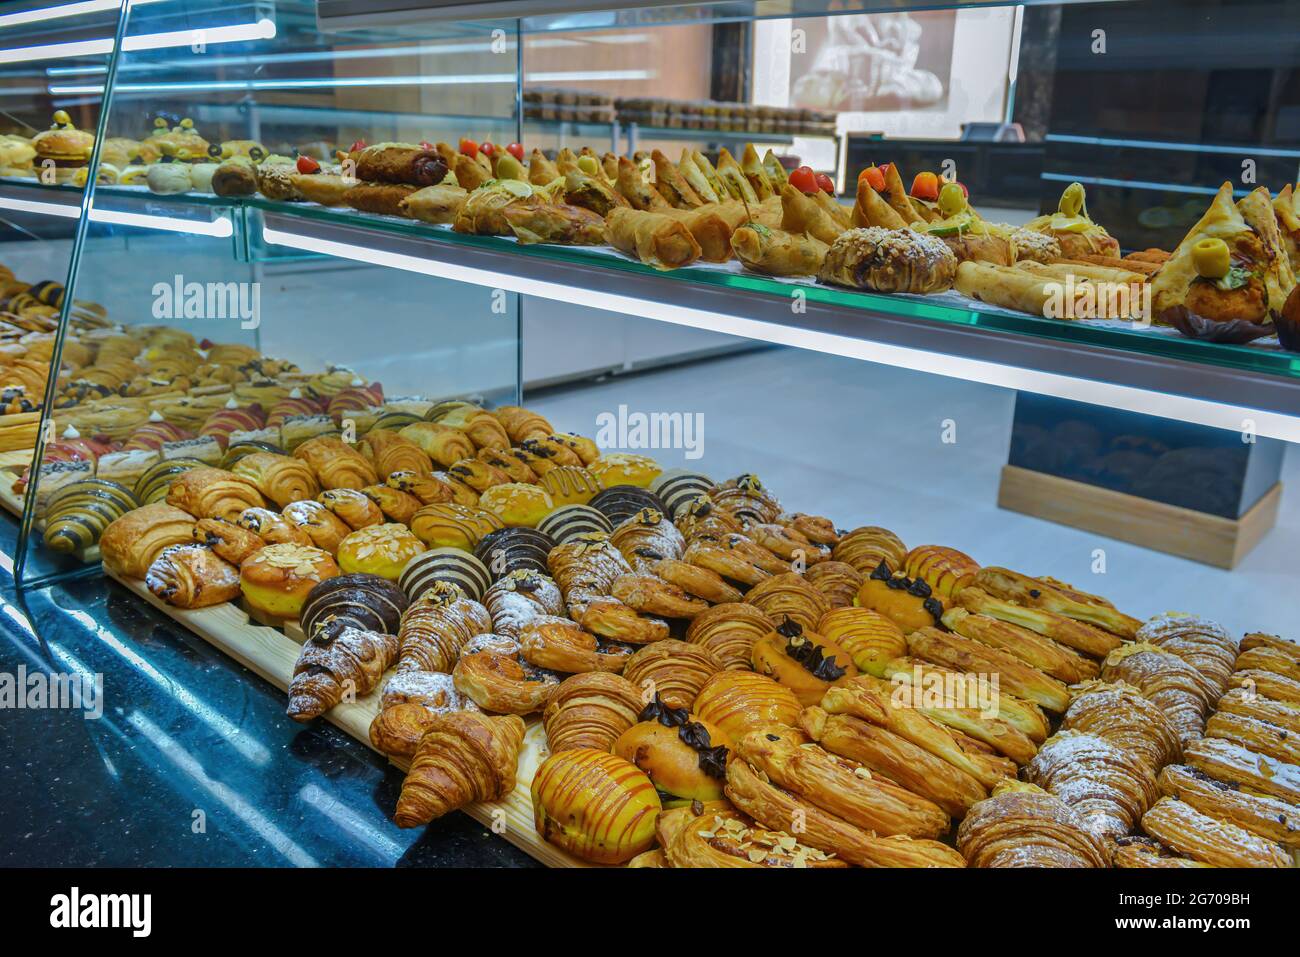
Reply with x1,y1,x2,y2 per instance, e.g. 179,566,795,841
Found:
453,651,559,714
1112,836,1209,869
369,684,475,758
145,543,241,609
693,670,801,742
482,569,564,637
957,781,1110,868
1025,730,1160,842
281,499,352,555
519,615,633,673
399,548,492,603
292,436,378,490
239,543,340,619
354,485,417,525
336,523,425,580
817,607,906,677
395,581,492,673
547,531,632,618
1133,613,1239,694
685,602,773,670
315,487,383,530
299,573,409,640
614,699,729,802
542,672,643,753
409,502,503,550
1062,681,1183,774
166,466,265,521
909,626,1070,713
232,452,320,509
608,507,685,573
358,428,433,479
1235,645,1300,682
648,469,713,520
382,470,453,506
192,517,265,566
1141,797,1290,868
831,525,906,576
287,625,399,721
1215,687,1300,737
1100,643,1219,744
1228,669,1300,707
478,482,554,528
395,712,524,828
943,608,1098,685
1183,736,1300,805
531,747,661,864
1158,764,1300,851
750,618,857,707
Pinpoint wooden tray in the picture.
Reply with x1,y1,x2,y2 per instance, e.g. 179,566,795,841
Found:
103,566,589,868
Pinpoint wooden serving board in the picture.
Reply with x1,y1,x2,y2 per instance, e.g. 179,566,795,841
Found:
103,566,590,868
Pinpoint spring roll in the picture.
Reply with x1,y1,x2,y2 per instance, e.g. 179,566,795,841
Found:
690,150,728,201
677,148,719,204
400,182,468,224
652,149,704,208
956,261,1068,316
616,156,670,211
762,149,789,189
601,151,620,182
502,202,606,245
661,202,748,262
740,143,774,200
715,148,758,204
813,190,853,230
853,178,909,230
1014,260,1148,285
883,163,926,225
564,167,628,217
343,182,417,217
529,148,560,185
780,183,844,245
731,223,828,276
604,207,701,270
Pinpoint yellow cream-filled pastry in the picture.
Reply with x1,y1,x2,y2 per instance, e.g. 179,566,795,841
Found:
478,482,554,527
239,543,340,619
336,523,426,580
588,452,662,489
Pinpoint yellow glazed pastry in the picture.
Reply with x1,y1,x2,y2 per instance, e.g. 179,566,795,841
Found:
336,523,426,580
531,747,661,864
478,482,554,527
589,452,662,488
538,465,603,506
239,543,340,619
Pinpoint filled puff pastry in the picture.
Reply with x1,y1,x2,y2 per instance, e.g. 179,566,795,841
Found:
396,581,492,673
1158,764,1300,850
1112,836,1210,869
621,639,721,709
1183,736,1300,805
100,502,198,579
145,543,241,609
165,466,265,522
394,711,525,828
685,602,773,670
531,747,661,864
908,626,1071,713
1100,643,1219,745
1141,797,1290,868
692,670,801,743
233,452,320,509
1061,681,1183,774
452,651,558,714
192,516,264,565
956,781,1110,868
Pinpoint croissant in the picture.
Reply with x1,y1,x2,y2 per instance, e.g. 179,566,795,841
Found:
370,692,476,758
743,573,831,632
361,484,422,525
610,573,707,619
493,405,553,444
282,500,351,555
287,625,399,721
621,640,721,710
531,747,660,864
358,428,433,478
293,436,378,490
145,543,241,609
192,516,265,565
801,707,987,817
956,782,1110,867
820,675,1016,788
100,502,199,579
942,607,1098,685
1136,613,1238,694
724,757,964,868
397,422,475,467
1141,797,1290,868
684,602,773,670
542,671,643,753
608,507,685,571
1024,731,1160,842
1183,736,1300,805
396,582,492,673
237,507,311,547
432,404,512,450
394,711,525,827
232,452,320,509
1158,764,1300,850
1061,681,1182,774
907,626,1071,713
165,466,265,521
734,726,950,839
547,532,632,618
1100,643,1219,745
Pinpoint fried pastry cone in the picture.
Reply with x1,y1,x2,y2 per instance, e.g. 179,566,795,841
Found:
779,183,843,245
543,671,643,753
1141,797,1290,868
357,428,433,479
1062,681,1182,773
344,181,417,216
1159,764,1300,850
955,585,1124,658
165,466,265,522
394,711,525,828
820,675,1016,789
287,625,399,721
1183,736,1300,805
531,748,660,864
731,223,829,276
1136,612,1238,694
735,726,949,838
145,543,241,609
192,516,265,565
621,640,721,710
908,626,1071,713
292,436,378,490
724,759,962,868
1215,687,1300,737
1228,669,1300,707
684,602,773,670
651,148,703,208
1025,730,1160,842
956,781,1111,867
1206,710,1300,766
801,706,986,817
943,607,1098,684
1101,643,1219,745
973,567,1140,639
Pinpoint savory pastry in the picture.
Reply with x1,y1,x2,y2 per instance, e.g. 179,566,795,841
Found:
287,625,399,721
684,603,774,670
614,698,729,802
336,523,425,580
353,143,447,186
1061,681,1183,774
145,543,241,609
298,573,409,639
316,487,384,530
239,543,340,619
921,183,1016,265
1024,181,1120,260
731,223,828,276
542,671,644,753
818,226,957,294
211,156,259,196
400,183,469,224
453,650,559,714
394,712,525,827
343,182,417,216
531,747,661,864
280,500,350,554
1024,731,1161,842
1141,796,1290,868
289,172,352,206
1100,643,1219,744
816,608,906,678
165,466,266,521
604,207,702,270
192,517,265,566
956,781,1111,867
292,436,378,490
909,626,1071,713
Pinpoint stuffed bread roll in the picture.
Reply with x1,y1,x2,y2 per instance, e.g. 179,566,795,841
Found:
605,207,702,270
353,144,448,186
731,223,828,276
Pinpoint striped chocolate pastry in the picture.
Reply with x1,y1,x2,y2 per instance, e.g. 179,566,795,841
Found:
300,572,410,639
588,485,666,526
473,526,555,578
537,504,612,544
400,547,492,603
649,469,713,520
43,478,138,553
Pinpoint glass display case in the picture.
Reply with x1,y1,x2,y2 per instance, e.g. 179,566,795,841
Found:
3,0,1298,873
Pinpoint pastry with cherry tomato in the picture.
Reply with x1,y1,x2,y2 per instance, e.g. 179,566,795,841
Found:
921,181,1015,266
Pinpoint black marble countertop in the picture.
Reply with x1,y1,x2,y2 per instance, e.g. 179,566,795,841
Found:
0,522,538,868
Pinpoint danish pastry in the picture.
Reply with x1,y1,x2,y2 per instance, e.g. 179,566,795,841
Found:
536,503,612,543
943,607,1098,684
537,465,603,506
1136,612,1238,694
743,572,831,632
358,429,432,479
661,799,846,868
901,544,979,599
239,543,340,619
973,566,1140,640
1025,730,1161,842
621,640,722,709
395,712,525,828
579,598,670,645
614,700,730,802
1158,764,1300,850
453,651,559,714
547,531,632,618
817,607,906,677
684,602,773,670
648,469,713,519
1100,643,1219,744
473,524,555,580
359,484,422,525
856,561,946,634
909,626,1071,713
232,452,320,509
609,506,685,571
1215,687,1300,737
396,421,475,467
478,482,554,527
588,452,662,490
1183,736,1300,804
831,525,906,575
316,487,384,530
532,748,661,864
682,534,779,587
610,573,708,619
746,522,830,566
292,436,378,490
145,544,241,609
483,569,565,636
395,581,492,673
1229,669,1300,707
519,615,633,673
650,558,743,605
1061,681,1182,774
543,671,643,753
1236,645,1300,682
192,517,265,566
956,585,1125,659
1112,836,1209,869
399,547,491,603
588,485,666,525
692,670,802,742
282,499,352,555
492,405,553,444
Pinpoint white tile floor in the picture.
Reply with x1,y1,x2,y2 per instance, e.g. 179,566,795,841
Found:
530,346,1298,640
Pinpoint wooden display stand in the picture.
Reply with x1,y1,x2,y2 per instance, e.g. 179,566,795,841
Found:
103,567,589,868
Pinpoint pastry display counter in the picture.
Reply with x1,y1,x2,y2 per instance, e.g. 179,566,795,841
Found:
1,0,1298,874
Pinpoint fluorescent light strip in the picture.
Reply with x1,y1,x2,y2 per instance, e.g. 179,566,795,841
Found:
1041,172,1251,197
1047,133,1300,159
0,193,79,218
88,205,234,237
0,17,276,64
0,0,134,30
263,224,1300,443
52,67,648,95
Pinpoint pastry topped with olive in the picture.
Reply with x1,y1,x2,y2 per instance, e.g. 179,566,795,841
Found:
31,111,94,181
151,116,210,162
923,181,1015,266
1024,181,1120,259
